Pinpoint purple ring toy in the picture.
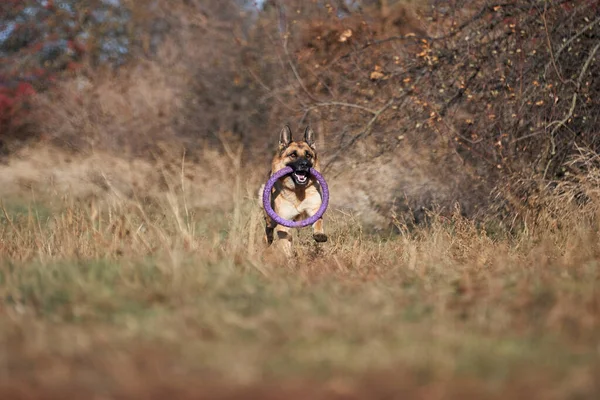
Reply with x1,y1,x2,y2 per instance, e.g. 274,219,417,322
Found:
262,166,329,228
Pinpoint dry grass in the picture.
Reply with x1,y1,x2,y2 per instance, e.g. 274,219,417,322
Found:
0,147,599,399
29,59,187,155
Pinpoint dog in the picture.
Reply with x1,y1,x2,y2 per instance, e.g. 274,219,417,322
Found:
259,125,328,257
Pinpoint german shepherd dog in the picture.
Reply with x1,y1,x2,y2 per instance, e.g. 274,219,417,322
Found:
260,125,327,257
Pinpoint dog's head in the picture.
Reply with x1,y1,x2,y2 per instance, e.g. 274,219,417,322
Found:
272,125,318,187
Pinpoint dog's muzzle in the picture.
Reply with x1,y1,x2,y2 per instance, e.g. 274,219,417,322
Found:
288,159,312,186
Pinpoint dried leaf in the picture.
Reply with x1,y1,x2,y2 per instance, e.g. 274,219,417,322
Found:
370,71,385,80
338,29,353,42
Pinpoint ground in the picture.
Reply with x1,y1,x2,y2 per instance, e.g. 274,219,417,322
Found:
0,146,598,399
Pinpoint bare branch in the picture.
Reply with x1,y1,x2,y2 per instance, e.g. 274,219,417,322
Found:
306,102,378,115
543,41,600,178
553,16,600,61
323,99,394,172
541,2,564,83
544,15,600,79
282,36,320,104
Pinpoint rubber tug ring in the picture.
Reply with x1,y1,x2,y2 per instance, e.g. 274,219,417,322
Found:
262,166,329,228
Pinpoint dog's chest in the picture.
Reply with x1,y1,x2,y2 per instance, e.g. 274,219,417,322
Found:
275,185,321,218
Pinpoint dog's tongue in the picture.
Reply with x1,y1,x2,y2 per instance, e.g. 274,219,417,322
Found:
295,172,307,182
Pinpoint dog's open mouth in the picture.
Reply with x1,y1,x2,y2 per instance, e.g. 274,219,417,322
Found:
292,170,309,185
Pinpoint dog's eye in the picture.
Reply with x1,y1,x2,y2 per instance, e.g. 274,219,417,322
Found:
306,153,312,159
289,152,297,158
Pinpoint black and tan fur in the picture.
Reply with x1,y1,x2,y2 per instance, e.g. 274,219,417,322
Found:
259,125,327,257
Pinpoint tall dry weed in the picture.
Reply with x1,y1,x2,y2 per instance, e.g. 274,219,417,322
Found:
30,59,187,155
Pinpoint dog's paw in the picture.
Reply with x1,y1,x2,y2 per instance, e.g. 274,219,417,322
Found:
313,233,328,243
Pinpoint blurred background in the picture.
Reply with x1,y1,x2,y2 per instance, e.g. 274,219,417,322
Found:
2,2,600,399
1,0,599,230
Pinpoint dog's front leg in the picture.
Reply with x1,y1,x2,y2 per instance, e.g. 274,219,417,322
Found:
312,218,328,243
273,202,299,257
275,226,294,257
307,205,328,243
264,214,276,245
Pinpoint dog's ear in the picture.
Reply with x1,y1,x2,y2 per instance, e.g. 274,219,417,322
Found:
279,125,292,149
304,126,316,149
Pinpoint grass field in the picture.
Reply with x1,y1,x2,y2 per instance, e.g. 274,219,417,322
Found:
0,165,599,400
